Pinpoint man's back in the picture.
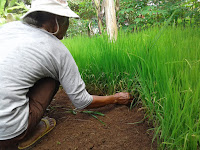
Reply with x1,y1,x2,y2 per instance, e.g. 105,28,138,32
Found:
0,21,61,140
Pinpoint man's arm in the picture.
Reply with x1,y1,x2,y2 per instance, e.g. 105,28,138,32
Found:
86,92,132,109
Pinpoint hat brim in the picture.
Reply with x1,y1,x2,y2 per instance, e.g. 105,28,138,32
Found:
21,5,79,19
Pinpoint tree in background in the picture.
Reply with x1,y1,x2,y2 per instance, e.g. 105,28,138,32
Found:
104,0,118,40
69,0,118,40
67,0,96,36
1,0,199,34
93,0,103,34
118,0,200,31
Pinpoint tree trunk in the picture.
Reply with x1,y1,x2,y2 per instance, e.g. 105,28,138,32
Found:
104,0,118,41
115,0,120,24
115,0,119,12
93,0,103,34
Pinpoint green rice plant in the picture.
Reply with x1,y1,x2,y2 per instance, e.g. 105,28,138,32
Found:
62,26,200,149
66,109,106,125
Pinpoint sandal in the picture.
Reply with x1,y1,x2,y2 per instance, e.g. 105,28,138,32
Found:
18,117,56,150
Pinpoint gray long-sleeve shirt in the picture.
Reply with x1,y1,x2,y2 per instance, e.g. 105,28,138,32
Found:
0,21,93,140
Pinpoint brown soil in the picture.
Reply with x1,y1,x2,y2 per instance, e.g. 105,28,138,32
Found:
31,89,157,150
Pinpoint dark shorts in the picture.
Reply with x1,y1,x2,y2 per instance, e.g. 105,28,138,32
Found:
0,78,60,150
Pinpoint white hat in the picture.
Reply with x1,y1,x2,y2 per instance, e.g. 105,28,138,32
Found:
21,0,79,19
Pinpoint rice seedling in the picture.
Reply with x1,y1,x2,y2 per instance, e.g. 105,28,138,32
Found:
62,26,200,149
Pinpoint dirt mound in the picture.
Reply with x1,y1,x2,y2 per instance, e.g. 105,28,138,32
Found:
32,89,157,150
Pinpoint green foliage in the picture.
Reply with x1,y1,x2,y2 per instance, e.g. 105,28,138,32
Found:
0,0,6,16
69,0,95,19
7,2,28,13
0,0,28,24
0,0,7,25
62,26,200,149
66,0,200,35
118,0,200,32
1,0,199,32
67,0,96,37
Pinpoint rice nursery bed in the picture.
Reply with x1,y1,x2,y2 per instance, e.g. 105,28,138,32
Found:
61,26,200,150
24,27,199,150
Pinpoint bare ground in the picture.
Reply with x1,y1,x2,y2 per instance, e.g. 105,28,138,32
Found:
29,89,157,150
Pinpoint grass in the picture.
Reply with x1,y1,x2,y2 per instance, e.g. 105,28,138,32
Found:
62,26,200,149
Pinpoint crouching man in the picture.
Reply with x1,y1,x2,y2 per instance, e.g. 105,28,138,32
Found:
0,0,132,149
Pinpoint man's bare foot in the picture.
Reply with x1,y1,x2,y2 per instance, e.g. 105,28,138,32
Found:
18,117,56,149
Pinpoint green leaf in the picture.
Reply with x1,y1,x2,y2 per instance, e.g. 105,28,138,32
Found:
134,18,142,23
90,114,106,125
81,110,105,116
119,9,126,15
9,0,17,7
7,5,26,11
0,0,6,15
126,8,134,12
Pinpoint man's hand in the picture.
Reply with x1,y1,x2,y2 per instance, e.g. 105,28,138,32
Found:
113,92,132,105
86,92,133,109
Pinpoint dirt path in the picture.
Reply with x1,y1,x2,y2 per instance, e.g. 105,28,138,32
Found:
32,89,157,150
